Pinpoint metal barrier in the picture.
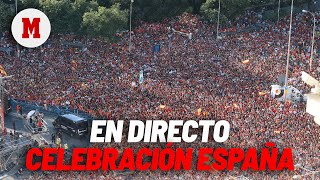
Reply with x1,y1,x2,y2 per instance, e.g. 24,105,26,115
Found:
0,135,32,156
24,120,49,134
0,135,32,172
9,99,93,120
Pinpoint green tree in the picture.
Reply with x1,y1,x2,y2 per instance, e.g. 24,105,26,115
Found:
189,0,204,13
200,0,311,23
19,0,40,10
70,0,98,34
82,3,128,38
133,0,192,22
39,0,74,33
200,0,218,22
200,0,252,22
96,0,112,7
0,1,14,32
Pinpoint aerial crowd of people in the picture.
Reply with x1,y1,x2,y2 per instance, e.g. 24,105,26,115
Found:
0,7,319,180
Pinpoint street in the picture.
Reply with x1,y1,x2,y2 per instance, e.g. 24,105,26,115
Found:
5,110,90,148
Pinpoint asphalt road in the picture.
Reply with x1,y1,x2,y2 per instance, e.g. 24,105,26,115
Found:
4,110,90,148
0,109,90,180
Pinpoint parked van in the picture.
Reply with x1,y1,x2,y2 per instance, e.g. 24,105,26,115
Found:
53,114,88,137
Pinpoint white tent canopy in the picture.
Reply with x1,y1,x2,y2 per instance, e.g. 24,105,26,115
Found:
26,110,36,120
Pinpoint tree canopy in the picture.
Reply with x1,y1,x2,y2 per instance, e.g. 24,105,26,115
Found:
0,1,14,33
0,0,312,38
82,3,128,38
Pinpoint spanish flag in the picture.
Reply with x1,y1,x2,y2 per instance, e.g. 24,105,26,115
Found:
196,108,202,116
233,103,239,108
258,92,267,96
71,60,77,68
0,65,7,76
242,59,250,64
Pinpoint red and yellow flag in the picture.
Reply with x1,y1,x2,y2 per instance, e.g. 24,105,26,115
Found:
242,59,250,64
258,92,267,96
233,103,239,108
0,65,7,76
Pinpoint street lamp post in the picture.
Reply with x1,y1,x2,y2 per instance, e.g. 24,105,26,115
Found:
284,0,294,100
15,0,17,14
277,0,281,22
14,0,19,59
216,0,220,40
302,10,316,72
129,0,134,52
12,0,18,57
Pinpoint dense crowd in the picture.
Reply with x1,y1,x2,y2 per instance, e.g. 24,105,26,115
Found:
0,9,319,179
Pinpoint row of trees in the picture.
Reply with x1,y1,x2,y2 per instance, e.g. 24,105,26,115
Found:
200,0,313,23
1,0,129,39
0,0,200,39
0,0,313,39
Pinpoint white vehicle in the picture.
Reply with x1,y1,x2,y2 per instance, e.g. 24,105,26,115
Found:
270,85,305,103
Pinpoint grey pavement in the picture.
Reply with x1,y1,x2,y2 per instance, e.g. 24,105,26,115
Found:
0,110,91,179
5,111,90,148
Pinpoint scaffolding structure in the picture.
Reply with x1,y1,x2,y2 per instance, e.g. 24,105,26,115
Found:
0,134,32,173
24,120,49,134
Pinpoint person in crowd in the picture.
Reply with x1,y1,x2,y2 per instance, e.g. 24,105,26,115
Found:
51,132,56,144
16,105,20,114
37,119,42,132
12,119,16,133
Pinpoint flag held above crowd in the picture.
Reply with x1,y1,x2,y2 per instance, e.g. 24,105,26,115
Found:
242,59,250,64
258,92,267,96
153,44,161,53
0,65,7,77
233,103,239,108
139,70,144,84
